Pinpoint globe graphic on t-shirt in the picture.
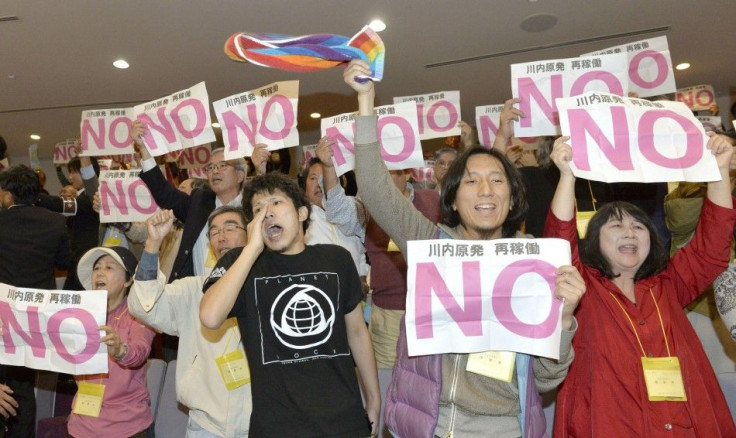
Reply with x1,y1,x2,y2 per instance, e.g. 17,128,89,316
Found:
283,295,327,335
271,283,336,349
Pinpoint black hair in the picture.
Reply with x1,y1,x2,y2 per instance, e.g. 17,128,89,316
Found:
243,172,311,233
0,164,40,205
579,201,668,281
67,156,100,177
440,145,527,238
0,136,6,160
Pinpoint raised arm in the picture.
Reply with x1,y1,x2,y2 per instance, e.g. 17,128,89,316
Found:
346,60,437,254
706,133,734,209
549,136,575,222
491,98,523,154
200,208,266,329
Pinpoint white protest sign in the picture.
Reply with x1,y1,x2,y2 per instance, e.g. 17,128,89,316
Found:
410,160,435,184
320,101,424,177
133,82,216,157
98,170,159,223
80,108,135,156
0,283,109,374
511,53,629,137
176,145,211,169
556,91,720,183
301,144,318,170
581,36,676,98
53,139,79,165
393,91,461,140
406,238,570,359
214,81,299,159
676,84,716,112
696,115,722,132
475,104,540,149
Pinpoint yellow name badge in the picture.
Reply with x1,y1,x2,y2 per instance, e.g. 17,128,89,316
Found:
216,348,251,391
466,351,516,383
576,211,595,239
72,381,106,417
641,356,687,401
205,247,217,269
102,235,122,247
386,239,400,252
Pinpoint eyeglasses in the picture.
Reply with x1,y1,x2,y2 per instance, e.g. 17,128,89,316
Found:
207,223,246,240
204,162,234,174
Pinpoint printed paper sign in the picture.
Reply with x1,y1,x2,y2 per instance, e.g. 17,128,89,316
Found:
175,145,211,169
581,36,676,98
98,170,159,223
301,144,318,169
80,108,135,156
393,91,461,140
556,91,720,183
475,104,540,149
0,283,109,374
320,101,425,177
696,115,722,132
511,53,628,137
410,160,435,184
676,85,716,111
53,139,79,165
406,238,571,359
214,81,299,159
133,82,216,157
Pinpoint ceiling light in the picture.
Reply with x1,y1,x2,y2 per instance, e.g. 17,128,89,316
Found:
211,122,221,128
368,19,386,32
310,112,321,119
675,62,690,70
113,59,130,69
30,134,40,140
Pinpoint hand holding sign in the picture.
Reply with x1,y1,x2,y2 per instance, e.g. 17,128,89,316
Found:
99,325,125,359
706,131,735,172
315,136,336,167
550,136,574,177
497,98,523,149
251,144,270,176
554,265,585,330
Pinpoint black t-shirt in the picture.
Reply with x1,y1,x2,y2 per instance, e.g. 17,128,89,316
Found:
204,244,369,437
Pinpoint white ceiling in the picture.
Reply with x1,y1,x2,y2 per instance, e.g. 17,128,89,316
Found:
2,0,735,161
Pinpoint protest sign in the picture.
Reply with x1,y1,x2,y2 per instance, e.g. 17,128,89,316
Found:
301,144,318,170
406,238,570,359
80,108,135,156
393,91,461,140
320,101,424,176
53,139,79,165
98,170,158,223
475,104,540,149
133,82,216,157
581,36,676,98
213,81,299,159
511,53,628,137
176,145,211,169
410,160,435,184
676,84,716,112
0,282,108,374
556,91,720,183
696,115,722,132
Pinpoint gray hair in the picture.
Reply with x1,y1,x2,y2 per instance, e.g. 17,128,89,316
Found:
207,205,247,228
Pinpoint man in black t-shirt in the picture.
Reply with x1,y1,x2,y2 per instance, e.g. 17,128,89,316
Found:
201,173,379,437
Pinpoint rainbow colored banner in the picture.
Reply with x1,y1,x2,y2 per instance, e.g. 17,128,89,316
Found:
224,25,385,81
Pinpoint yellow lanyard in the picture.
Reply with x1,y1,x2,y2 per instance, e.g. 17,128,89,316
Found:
221,326,241,355
608,288,672,357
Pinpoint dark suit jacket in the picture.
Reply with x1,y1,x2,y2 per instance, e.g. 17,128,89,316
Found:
37,190,99,265
140,166,216,282
0,205,71,289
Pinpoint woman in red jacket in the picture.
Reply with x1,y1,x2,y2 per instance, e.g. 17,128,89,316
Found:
545,133,736,437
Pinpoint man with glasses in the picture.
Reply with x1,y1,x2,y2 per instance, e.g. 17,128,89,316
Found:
128,206,252,437
132,120,268,282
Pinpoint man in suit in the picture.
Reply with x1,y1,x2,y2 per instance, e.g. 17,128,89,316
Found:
0,164,71,437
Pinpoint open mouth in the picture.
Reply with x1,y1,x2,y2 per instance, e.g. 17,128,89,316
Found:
94,280,106,289
475,203,497,215
618,244,637,254
265,224,283,241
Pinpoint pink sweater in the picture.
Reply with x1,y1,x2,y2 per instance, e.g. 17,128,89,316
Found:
68,300,155,438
